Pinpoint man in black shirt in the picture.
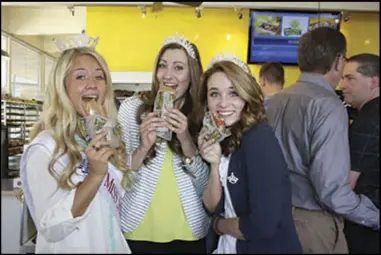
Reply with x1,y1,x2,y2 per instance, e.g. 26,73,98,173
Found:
340,53,379,254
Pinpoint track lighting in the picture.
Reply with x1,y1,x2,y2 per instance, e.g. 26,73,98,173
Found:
234,8,243,20
68,5,75,17
341,11,350,22
138,5,147,18
195,7,202,18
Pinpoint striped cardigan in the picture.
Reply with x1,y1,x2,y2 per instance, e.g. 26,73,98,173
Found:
118,96,210,239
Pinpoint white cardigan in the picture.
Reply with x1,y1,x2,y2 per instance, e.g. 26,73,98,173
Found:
118,96,210,239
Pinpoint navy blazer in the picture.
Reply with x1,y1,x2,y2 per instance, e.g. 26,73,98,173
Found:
205,123,302,254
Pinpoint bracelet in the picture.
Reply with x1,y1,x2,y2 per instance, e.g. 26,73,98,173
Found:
213,216,223,236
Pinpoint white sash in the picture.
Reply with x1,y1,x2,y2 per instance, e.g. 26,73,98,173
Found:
76,151,124,224
20,131,124,227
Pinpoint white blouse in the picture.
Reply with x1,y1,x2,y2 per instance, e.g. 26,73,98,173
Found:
213,155,237,254
20,131,131,254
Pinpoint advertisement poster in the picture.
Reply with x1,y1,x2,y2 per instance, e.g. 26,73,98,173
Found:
281,16,309,37
248,10,340,65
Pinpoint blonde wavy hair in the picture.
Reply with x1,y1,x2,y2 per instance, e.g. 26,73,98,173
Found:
193,61,267,156
29,47,133,190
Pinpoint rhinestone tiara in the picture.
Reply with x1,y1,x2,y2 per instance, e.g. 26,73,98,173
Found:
53,31,100,52
162,33,196,59
207,51,250,74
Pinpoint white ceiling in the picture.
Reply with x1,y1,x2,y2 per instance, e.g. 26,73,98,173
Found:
1,2,380,12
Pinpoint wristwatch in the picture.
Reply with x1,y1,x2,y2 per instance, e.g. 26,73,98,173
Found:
183,156,194,165
182,151,199,166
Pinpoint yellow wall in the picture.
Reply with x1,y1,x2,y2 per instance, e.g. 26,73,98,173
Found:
340,12,379,56
86,7,379,88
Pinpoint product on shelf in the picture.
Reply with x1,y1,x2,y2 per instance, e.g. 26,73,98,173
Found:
1,98,42,178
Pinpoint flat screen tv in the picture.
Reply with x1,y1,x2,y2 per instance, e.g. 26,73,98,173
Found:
247,10,341,65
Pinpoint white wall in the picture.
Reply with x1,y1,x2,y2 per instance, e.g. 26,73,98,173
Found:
1,6,86,35
1,7,10,32
6,34,76,57
111,72,152,91
16,35,44,50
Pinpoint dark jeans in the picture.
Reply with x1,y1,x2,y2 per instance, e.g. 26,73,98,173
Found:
344,220,379,254
126,238,206,254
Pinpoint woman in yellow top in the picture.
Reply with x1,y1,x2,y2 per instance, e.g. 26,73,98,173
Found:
118,34,209,253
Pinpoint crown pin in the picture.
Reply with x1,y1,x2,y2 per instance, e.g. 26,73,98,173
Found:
162,33,196,59
53,31,100,52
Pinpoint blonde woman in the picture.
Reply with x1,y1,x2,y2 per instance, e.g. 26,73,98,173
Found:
20,37,132,253
196,54,302,253
118,35,209,253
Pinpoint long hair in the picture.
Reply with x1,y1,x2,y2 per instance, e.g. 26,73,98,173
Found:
137,42,203,164
194,61,266,156
30,47,133,190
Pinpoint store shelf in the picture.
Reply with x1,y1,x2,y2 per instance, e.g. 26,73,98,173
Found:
1,98,42,178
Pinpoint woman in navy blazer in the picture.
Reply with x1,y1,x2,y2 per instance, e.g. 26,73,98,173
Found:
194,54,302,254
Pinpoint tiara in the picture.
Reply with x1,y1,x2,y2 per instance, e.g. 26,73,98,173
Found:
207,51,250,74
53,31,100,52
162,33,196,59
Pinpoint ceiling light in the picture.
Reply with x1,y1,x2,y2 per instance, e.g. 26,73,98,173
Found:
138,5,147,18
68,5,75,16
195,7,202,18
341,11,351,22
234,8,243,20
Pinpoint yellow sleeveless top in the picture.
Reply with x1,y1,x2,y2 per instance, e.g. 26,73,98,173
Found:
124,145,197,242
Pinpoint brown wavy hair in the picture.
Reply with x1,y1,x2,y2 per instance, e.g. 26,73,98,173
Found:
193,61,267,156
137,42,203,164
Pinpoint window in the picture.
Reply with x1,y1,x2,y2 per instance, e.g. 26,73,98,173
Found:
10,41,41,100
1,34,9,94
43,56,55,93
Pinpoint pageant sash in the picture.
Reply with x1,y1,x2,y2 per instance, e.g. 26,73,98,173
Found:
20,131,124,228
77,152,124,224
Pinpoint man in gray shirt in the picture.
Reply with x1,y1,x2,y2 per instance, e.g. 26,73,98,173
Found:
258,62,285,110
266,27,379,253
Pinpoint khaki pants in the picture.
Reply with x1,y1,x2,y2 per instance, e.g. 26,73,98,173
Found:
292,207,349,254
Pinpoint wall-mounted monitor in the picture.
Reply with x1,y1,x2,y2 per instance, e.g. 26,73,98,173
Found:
247,10,341,65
